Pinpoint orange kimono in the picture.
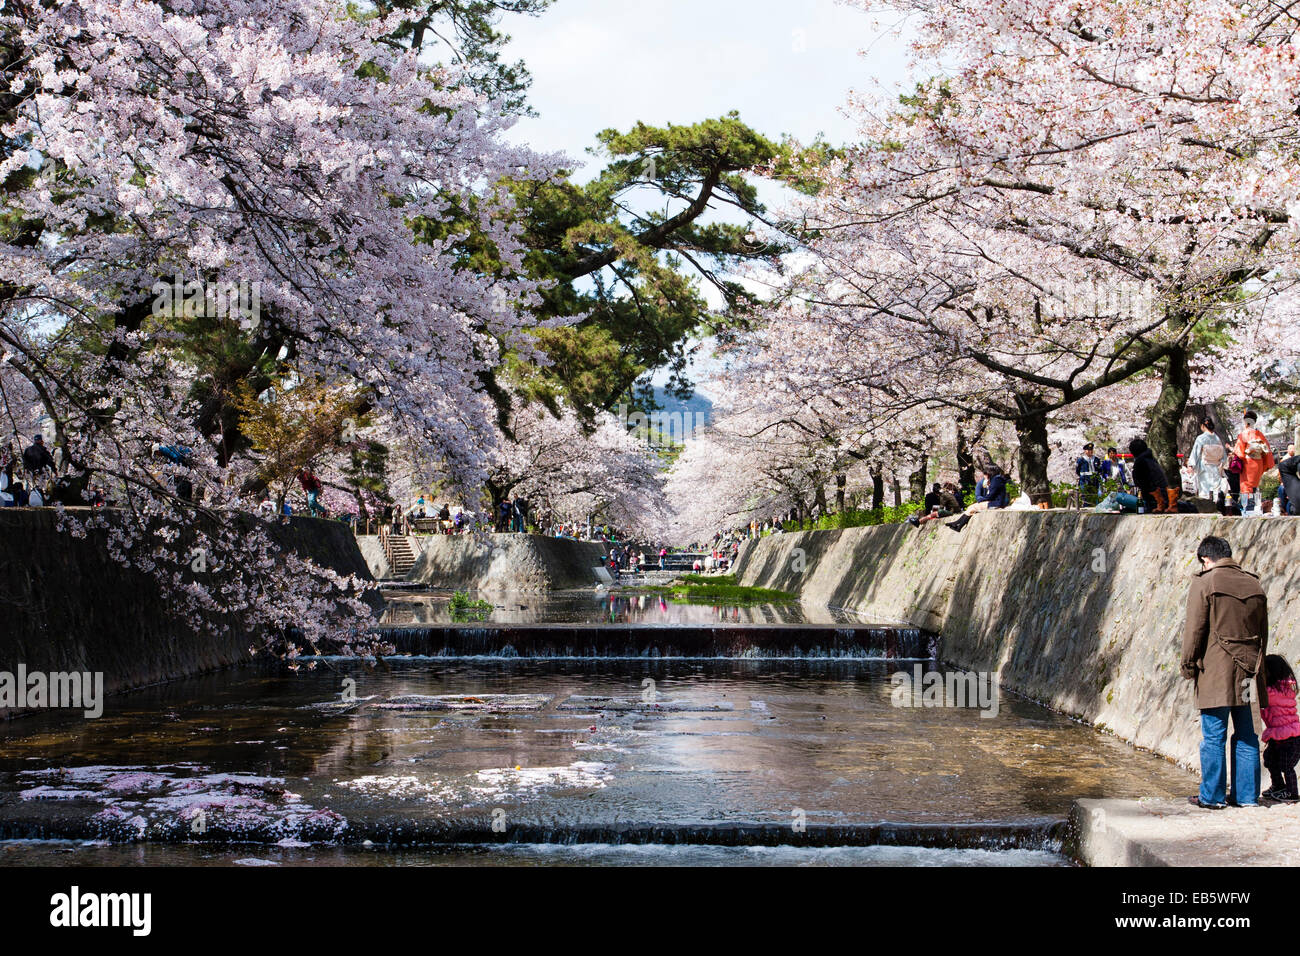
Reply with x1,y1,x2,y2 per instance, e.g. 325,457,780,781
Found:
1234,427,1276,493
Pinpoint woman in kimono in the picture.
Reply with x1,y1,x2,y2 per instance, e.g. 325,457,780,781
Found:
1233,409,1276,513
1186,419,1226,500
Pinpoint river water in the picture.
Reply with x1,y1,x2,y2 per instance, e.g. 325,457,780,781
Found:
0,589,1195,866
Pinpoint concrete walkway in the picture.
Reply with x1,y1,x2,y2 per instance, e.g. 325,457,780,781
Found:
1073,796,1300,866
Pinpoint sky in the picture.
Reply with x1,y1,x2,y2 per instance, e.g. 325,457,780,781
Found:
497,0,919,398
500,0,917,175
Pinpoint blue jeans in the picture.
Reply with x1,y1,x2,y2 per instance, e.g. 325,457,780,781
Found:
1200,706,1260,806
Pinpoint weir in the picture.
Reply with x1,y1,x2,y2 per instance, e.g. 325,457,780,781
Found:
361,623,934,660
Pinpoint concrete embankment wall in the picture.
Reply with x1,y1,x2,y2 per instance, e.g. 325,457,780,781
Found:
0,508,376,717
732,513,1300,768
392,533,606,591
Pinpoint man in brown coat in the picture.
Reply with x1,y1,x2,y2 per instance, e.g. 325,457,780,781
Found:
1181,535,1269,808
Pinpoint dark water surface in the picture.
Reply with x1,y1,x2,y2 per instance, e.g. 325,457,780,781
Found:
0,657,1193,865
379,589,869,626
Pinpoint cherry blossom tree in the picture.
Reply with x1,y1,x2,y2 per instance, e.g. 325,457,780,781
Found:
0,0,562,656
748,0,1300,498
489,399,668,537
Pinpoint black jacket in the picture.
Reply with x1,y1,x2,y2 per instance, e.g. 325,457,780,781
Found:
22,442,55,474
1131,448,1168,495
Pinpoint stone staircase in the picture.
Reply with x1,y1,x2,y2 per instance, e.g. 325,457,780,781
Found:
384,535,417,579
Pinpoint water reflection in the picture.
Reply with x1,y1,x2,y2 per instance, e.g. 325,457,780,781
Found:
381,590,869,627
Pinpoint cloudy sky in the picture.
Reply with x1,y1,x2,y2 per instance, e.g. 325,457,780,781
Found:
501,0,917,173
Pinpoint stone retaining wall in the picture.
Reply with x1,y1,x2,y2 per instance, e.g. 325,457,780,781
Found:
732,512,1300,768
397,533,607,591
0,508,376,717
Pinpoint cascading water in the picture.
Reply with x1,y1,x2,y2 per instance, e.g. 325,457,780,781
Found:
0,590,1196,867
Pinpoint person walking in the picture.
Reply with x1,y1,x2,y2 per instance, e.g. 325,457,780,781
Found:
1186,419,1226,501
1181,535,1268,809
298,467,326,517
1233,409,1275,514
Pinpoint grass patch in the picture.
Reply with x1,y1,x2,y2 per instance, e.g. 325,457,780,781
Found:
668,573,795,605
448,589,493,622
675,573,737,586
617,573,795,604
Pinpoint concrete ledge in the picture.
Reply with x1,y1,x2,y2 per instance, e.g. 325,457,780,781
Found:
1070,797,1300,866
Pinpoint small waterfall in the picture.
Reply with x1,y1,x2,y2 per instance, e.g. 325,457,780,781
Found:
318,624,936,660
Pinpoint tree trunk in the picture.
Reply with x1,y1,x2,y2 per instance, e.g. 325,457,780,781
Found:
1148,344,1191,489
813,480,828,516
834,473,846,512
956,417,977,496
870,464,884,511
1013,394,1052,503
908,454,928,502
891,472,901,509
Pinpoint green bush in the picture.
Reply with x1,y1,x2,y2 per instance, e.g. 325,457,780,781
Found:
448,589,493,622
779,500,927,532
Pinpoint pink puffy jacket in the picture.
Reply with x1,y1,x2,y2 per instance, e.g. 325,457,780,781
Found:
1262,679,1300,742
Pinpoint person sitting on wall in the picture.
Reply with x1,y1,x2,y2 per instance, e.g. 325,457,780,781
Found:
1128,438,1171,513
946,467,1009,532
908,482,962,528
1182,535,1268,809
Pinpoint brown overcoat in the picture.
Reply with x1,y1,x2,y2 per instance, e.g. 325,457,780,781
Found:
1180,560,1269,709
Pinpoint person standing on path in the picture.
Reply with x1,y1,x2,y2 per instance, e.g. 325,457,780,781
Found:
1233,409,1275,513
1075,442,1103,504
1181,535,1269,809
1186,419,1226,501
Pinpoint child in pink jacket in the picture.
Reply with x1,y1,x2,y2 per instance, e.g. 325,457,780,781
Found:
1262,655,1300,802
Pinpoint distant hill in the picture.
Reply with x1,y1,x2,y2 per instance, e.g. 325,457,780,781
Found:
648,385,714,426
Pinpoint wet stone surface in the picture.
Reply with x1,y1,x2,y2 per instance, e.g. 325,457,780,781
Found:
0,658,1194,857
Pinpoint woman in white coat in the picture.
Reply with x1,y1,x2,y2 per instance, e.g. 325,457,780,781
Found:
1186,418,1226,500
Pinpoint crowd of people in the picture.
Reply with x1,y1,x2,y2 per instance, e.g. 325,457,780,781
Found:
1,434,107,509
1074,409,1298,517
